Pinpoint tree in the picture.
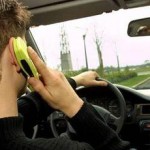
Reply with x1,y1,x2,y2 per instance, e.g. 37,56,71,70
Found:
94,31,104,77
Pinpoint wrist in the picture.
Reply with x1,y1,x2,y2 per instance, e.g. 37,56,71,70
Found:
71,76,82,87
67,77,77,89
61,98,84,118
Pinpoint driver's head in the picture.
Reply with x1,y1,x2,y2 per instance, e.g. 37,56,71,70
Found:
0,0,31,54
0,0,31,96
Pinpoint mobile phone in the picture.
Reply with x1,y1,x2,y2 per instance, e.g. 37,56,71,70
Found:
12,37,39,79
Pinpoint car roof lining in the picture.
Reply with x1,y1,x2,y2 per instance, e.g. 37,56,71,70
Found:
19,0,124,9
125,0,150,8
18,0,75,9
24,0,126,26
19,0,150,26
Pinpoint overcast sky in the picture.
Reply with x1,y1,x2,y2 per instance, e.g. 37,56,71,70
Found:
31,6,150,70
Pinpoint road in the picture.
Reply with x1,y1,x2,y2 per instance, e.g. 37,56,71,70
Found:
135,78,150,89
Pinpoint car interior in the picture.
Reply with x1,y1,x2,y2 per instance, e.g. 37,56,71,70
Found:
18,0,150,150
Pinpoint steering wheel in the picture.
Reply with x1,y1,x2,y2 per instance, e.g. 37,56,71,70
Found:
50,78,126,137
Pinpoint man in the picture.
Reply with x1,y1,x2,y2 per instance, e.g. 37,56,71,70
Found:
0,0,130,149
137,26,150,36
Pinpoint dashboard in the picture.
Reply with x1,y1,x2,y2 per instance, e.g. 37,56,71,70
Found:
76,85,150,124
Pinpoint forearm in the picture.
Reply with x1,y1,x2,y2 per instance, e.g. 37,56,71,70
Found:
68,102,130,150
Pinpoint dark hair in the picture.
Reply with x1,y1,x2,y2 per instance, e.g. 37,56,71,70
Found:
0,0,32,53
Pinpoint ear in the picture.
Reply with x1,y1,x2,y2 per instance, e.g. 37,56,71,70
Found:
9,37,21,72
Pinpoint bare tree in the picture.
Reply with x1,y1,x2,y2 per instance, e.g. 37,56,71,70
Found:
94,30,104,76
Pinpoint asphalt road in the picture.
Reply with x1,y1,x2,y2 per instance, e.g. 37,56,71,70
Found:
135,78,150,89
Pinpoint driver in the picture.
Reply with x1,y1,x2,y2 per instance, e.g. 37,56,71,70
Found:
0,0,130,150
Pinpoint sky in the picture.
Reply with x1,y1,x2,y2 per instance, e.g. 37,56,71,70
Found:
31,6,150,70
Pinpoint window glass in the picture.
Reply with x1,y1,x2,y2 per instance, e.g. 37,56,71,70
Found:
30,6,150,89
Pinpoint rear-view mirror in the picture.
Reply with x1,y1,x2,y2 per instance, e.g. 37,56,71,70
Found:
128,17,150,37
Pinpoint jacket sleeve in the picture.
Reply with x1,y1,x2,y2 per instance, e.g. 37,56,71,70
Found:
68,102,130,150
66,77,77,90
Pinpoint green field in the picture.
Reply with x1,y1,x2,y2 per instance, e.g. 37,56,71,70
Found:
134,66,150,73
118,74,150,87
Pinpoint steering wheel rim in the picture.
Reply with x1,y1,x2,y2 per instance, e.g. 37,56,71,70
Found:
50,78,126,137
94,78,126,133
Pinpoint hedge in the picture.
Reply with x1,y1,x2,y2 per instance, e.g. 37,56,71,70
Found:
104,71,137,83
65,68,137,84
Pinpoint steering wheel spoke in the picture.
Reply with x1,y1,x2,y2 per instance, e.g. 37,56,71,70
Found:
109,114,119,124
108,114,121,130
49,111,67,137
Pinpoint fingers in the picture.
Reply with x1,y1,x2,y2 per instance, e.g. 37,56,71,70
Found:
28,77,51,101
87,71,107,86
91,71,108,86
92,80,108,86
27,47,51,83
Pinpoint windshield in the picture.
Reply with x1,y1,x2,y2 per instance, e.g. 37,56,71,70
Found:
30,6,150,90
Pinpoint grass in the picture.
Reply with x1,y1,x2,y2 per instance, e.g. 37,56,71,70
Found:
117,74,150,87
135,66,150,73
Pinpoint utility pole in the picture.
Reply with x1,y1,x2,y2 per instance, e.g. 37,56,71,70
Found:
114,42,120,73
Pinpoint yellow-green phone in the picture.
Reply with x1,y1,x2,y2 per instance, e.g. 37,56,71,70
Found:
13,37,39,90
